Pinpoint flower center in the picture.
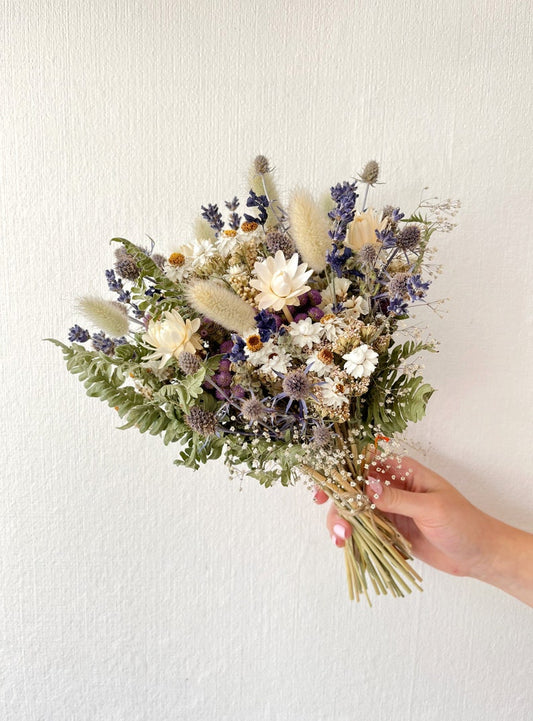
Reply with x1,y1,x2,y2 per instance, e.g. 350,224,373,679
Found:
270,270,293,297
168,252,185,267
245,334,263,352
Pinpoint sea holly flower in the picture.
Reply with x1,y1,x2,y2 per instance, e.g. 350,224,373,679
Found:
250,251,313,311
342,344,379,378
142,309,202,369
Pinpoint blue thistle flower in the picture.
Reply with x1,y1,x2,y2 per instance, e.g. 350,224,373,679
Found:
68,325,90,343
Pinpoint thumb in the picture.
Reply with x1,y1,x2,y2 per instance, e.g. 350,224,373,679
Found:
367,476,433,521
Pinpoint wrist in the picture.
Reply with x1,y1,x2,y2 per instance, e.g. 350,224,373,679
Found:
471,517,533,607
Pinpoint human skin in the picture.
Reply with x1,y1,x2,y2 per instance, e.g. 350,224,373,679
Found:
314,456,533,607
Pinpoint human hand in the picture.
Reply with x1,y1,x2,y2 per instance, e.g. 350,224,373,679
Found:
314,456,533,605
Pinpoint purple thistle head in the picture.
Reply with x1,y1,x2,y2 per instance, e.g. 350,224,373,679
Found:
282,369,313,401
396,225,421,251
185,406,218,436
241,396,269,423
178,352,201,375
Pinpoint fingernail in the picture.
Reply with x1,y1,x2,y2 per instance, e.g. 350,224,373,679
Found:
313,488,327,503
333,523,348,540
331,534,344,547
367,477,383,499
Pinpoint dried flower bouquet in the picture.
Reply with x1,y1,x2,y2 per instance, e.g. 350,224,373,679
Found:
50,156,459,602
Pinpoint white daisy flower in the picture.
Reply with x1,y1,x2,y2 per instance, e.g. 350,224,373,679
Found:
287,317,323,349
245,338,291,376
216,231,239,258
307,350,333,377
319,377,350,408
319,313,348,342
342,343,378,378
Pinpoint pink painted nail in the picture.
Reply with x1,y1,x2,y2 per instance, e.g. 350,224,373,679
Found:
313,488,328,504
331,534,344,547
333,523,348,540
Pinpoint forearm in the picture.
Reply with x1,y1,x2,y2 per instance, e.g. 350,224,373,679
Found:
473,517,533,607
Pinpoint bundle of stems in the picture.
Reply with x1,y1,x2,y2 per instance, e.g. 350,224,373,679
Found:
300,433,423,604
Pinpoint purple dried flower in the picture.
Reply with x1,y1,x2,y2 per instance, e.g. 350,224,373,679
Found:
254,310,278,342
152,253,166,270
185,406,218,436
294,313,307,322
68,325,90,343
359,160,379,185
91,331,115,355
265,231,295,258
308,306,324,321
214,371,232,387
201,203,224,232
311,425,332,448
241,396,268,423
308,289,322,306
282,369,313,401
358,243,378,266
396,225,421,251
178,352,201,375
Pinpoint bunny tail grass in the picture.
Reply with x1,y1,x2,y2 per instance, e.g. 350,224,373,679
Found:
186,280,256,334
288,189,332,272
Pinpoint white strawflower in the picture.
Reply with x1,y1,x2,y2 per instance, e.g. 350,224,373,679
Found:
142,309,202,369
250,251,313,311
320,278,352,307
342,343,378,378
319,377,349,408
345,208,387,252
190,238,217,267
287,317,323,349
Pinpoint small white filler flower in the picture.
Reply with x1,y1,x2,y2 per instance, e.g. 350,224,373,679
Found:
142,309,202,369
342,344,379,378
250,251,313,311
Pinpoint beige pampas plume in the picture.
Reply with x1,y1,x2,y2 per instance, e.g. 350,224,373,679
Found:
248,154,280,230
186,280,256,334
77,296,130,337
193,217,217,240
288,189,332,272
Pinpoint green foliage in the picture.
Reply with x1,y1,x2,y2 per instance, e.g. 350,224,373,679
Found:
363,339,436,435
110,238,189,317
46,339,186,444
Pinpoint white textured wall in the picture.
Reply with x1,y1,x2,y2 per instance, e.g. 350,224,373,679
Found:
2,1,532,719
